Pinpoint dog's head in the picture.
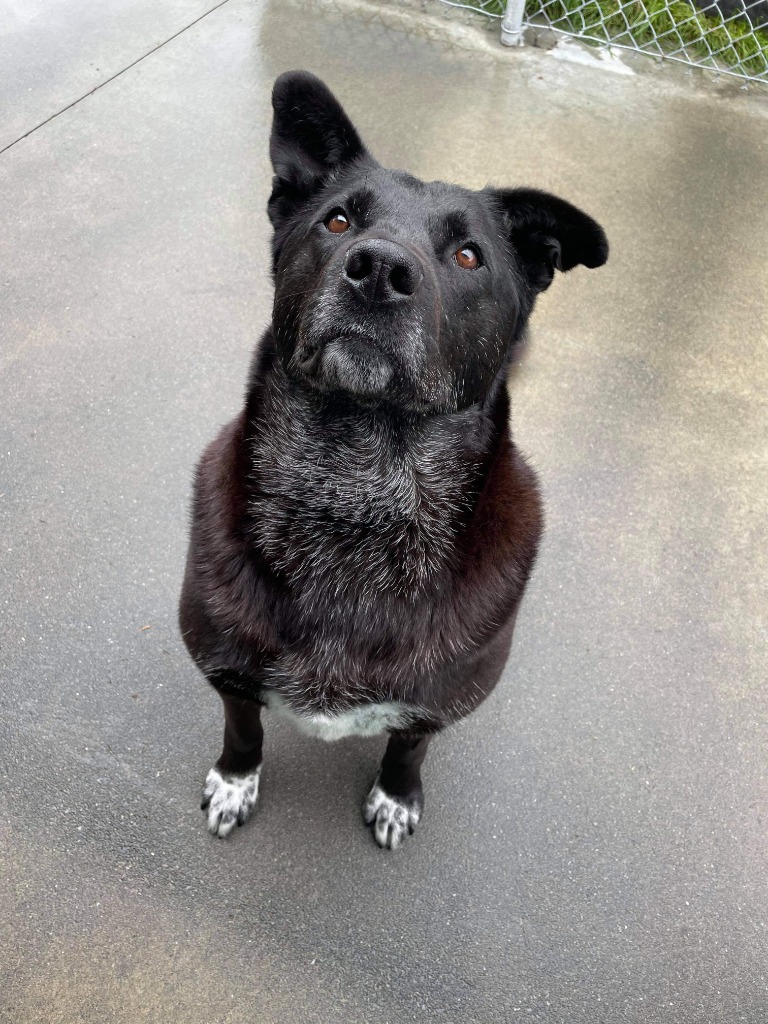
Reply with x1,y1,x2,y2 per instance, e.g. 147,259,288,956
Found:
267,71,608,414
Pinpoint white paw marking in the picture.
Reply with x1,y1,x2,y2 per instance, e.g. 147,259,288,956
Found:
363,781,422,850
201,766,261,838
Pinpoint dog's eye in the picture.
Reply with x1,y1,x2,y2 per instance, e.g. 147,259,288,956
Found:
324,210,350,234
455,245,481,270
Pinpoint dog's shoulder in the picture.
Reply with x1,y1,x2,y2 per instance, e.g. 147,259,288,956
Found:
192,411,249,538
464,422,543,583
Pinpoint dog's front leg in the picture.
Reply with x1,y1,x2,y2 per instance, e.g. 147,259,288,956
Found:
201,693,264,838
363,731,432,850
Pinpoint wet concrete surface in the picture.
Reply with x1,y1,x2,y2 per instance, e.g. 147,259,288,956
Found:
1,1,767,1021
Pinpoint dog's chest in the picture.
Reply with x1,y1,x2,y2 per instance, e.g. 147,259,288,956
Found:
262,690,413,741
249,409,472,595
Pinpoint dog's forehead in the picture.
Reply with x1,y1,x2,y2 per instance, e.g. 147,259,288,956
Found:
345,166,490,230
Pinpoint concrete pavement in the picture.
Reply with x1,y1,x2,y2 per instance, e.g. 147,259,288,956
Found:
1,2,767,1021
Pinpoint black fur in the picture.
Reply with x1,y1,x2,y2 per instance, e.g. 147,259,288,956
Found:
179,71,608,848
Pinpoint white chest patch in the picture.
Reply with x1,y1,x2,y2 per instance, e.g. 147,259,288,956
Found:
262,691,413,742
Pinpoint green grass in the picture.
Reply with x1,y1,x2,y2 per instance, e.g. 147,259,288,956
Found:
471,0,768,77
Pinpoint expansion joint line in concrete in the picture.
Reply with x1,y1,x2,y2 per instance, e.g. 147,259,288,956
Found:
0,0,233,157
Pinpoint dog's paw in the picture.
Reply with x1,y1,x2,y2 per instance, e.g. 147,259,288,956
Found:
200,766,261,838
363,780,422,850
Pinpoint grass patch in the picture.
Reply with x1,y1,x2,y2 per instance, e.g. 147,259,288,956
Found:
465,0,768,77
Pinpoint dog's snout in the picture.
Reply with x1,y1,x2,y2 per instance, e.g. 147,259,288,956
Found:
343,240,423,303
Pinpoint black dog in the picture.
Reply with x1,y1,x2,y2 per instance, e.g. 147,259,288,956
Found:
179,71,607,849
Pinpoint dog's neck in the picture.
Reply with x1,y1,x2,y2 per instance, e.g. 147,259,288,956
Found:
243,338,505,599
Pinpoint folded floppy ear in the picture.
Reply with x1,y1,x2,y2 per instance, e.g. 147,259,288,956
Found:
487,187,608,294
268,71,371,232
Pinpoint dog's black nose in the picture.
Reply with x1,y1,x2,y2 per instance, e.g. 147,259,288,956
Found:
343,240,423,303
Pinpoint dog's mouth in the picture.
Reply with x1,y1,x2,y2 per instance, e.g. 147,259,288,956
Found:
294,335,394,399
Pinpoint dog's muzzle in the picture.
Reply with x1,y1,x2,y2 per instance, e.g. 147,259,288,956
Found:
315,336,394,397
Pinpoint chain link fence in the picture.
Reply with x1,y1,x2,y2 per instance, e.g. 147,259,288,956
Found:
437,0,768,82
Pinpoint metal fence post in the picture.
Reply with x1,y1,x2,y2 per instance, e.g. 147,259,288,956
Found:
438,0,766,82
500,0,526,46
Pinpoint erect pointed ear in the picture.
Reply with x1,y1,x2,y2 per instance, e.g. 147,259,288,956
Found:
268,71,371,230
487,187,608,294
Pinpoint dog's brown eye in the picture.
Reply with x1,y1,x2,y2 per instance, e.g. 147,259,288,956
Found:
325,210,350,234
455,245,480,270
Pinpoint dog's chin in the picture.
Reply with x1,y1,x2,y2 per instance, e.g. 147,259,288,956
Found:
296,336,395,401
